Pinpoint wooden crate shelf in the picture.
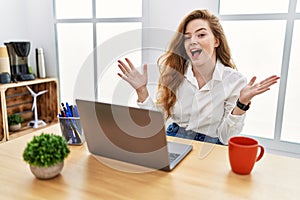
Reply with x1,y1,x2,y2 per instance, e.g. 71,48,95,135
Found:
0,78,59,142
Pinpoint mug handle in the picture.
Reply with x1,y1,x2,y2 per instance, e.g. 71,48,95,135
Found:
256,145,265,162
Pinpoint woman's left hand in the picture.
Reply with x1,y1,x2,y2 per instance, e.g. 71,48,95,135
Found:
238,75,280,104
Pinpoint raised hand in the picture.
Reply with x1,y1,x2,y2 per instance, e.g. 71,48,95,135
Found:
117,58,149,102
239,75,280,104
118,58,148,89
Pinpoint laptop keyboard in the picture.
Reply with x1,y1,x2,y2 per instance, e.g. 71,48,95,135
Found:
169,152,180,162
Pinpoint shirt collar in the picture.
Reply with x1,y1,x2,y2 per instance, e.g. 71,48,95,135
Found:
184,59,224,90
185,62,198,87
212,59,224,82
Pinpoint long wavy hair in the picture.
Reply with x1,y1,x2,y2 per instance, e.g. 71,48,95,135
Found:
156,9,235,118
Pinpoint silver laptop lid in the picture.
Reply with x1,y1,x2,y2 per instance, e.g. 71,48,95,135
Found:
76,99,173,170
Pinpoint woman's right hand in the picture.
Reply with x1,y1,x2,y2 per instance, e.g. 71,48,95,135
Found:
117,58,149,102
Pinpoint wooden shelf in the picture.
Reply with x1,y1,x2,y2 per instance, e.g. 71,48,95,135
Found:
8,122,59,140
0,78,59,142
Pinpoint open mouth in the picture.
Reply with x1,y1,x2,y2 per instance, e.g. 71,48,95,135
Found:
191,49,202,57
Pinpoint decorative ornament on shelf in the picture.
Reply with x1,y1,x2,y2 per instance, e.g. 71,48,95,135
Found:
26,86,48,128
22,133,70,179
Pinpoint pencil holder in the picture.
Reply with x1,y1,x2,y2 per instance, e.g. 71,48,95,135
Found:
58,116,85,145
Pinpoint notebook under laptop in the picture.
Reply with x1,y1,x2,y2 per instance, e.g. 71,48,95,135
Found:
76,99,193,171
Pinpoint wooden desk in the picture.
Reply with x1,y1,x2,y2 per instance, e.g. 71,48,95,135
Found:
0,123,299,199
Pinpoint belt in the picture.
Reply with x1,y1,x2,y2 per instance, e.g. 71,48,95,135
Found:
166,123,224,145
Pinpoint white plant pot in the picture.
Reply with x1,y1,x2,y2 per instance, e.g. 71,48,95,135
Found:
9,123,21,132
30,161,64,179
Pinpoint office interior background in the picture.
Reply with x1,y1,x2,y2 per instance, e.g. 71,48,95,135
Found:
0,0,299,158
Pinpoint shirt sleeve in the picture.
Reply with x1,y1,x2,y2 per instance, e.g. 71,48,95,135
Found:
217,75,247,145
218,110,246,145
136,96,168,121
136,96,157,110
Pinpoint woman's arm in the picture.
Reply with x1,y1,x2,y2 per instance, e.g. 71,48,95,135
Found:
217,75,280,144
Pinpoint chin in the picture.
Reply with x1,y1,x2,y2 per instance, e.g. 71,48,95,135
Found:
191,55,214,66
190,58,207,66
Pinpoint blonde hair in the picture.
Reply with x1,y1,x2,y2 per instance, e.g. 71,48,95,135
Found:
156,9,235,118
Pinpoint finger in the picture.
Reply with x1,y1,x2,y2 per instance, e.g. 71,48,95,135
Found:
256,80,278,95
260,75,280,84
118,64,127,74
117,73,123,78
118,60,131,72
255,88,270,95
259,76,280,88
248,76,257,86
125,58,135,70
259,80,278,89
118,73,129,81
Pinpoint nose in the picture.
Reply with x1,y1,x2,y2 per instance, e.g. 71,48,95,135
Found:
190,35,198,45
190,41,197,46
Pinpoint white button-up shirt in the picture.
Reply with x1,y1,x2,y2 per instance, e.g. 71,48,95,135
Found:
138,60,247,144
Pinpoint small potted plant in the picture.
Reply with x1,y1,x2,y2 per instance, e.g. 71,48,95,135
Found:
23,133,70,179
8,114,24,131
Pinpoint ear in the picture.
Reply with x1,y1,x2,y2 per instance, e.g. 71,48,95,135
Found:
214,38,220,48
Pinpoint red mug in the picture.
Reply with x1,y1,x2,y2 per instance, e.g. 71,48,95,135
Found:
228,136,264,175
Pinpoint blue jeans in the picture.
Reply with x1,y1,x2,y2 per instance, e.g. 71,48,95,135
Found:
166,123,224,145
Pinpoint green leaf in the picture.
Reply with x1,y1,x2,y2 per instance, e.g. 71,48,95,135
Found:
23,133,70,167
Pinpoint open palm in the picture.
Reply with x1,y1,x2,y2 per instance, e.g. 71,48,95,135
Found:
117,58,148,90
239,75,280,103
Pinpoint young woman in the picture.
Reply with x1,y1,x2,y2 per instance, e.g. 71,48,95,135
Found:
117,9,279,145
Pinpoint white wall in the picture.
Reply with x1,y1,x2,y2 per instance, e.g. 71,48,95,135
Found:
0,1,27,41
0,0,57,77
25,0,57,77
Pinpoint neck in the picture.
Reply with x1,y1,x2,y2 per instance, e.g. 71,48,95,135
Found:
191,58,216,88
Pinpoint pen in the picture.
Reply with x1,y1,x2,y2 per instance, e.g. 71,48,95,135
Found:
61,103,68,116
70,121,82,144
66,102,72,117
72,105,80,117
60,108,66,117
69,105,74,116
66,119,76,143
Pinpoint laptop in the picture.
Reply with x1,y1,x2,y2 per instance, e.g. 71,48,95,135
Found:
76,99,193,171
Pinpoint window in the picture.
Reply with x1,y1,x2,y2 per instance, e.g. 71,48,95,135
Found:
281,20,300,143
221,20,284,139
54,0,143,104
96,0,142,18
219,0,289,14
219,0,300,157
55,0,92,19
96,22,142,106
56,23,94,103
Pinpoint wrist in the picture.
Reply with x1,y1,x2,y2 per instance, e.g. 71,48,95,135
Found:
136,86,149,102
236,98,251,111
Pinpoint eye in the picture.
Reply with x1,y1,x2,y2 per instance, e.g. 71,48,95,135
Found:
198,33,206,38
184,36,191,41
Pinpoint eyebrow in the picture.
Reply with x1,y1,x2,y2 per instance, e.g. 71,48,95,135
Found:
184,28,207,35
